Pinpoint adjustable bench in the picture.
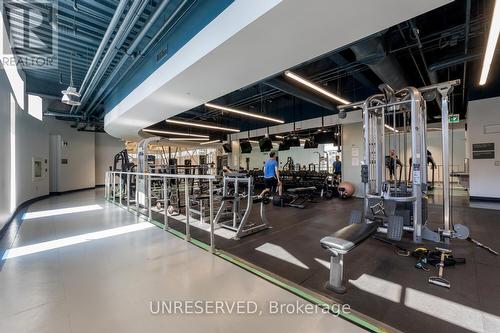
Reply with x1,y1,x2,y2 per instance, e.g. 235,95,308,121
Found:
320,222,379,293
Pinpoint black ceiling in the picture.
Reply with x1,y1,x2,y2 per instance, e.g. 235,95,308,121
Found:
149,0,499,140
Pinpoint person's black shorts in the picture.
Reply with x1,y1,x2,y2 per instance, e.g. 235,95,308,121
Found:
264,177,278,191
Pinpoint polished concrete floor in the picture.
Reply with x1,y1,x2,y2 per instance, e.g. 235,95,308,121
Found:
0,189,365,333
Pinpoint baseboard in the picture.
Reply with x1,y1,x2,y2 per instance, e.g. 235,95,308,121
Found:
0,194,50,238
469,196,500,202
0,194,51,267
2,186,99,240
49,186,98,196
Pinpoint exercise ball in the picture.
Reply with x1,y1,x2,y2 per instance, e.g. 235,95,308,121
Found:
338,181,355,199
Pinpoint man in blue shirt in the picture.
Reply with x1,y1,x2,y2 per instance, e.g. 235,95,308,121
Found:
332,155,342,180
262,151,281,194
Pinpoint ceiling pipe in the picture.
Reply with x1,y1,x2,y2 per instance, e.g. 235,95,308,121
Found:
351,35,408,90
410,21,437,85
462,0,471,107
427,50,499,72
69,0,128,114
83,0,179,117
88,0,193,119
73,0,150,115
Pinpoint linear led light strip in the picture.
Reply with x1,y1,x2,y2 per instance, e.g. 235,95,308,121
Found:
204,103,284,124
142,128,208,138
479,0,500,85
166,119,240,133
200,140,222,145
385,124,399,133
168,138,209,141
285,71,350,105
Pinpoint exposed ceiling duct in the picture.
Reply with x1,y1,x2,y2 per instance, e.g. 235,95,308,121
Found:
264,77,337,111
351,35,408,90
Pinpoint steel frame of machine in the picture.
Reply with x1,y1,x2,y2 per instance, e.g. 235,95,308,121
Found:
340,79,469,243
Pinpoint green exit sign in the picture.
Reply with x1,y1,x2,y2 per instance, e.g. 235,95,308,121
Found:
449,114,460,123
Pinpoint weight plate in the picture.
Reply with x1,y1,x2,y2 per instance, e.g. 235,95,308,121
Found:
454,224,470,240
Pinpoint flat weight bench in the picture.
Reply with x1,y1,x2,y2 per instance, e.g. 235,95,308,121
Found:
286,186,317,208
320,222,379,293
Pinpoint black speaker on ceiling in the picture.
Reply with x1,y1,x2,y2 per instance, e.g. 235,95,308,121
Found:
284,134,300,147
303,138,318,149
222,143,232,153
278,141,290,151
240,140,252,154
259,137,273,152
314,130,335,144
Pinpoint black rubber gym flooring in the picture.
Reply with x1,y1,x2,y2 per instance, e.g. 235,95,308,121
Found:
151,193,500,333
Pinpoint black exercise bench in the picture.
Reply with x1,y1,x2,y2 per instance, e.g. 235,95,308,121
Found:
286,186,317,208
320,222,379,293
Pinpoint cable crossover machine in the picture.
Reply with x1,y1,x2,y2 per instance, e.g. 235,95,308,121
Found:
320,80,471,293
355,79,469,243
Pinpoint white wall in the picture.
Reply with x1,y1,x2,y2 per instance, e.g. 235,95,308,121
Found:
15,104,50,205
46,118,96,193
0,63,102,231
95,133,125,185
0,70,13,230
342,122,364,197
467,97,500,199
13,114,97,199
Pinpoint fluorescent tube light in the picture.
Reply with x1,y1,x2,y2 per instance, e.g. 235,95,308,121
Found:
285,71,350,105
479,0,500,85
168,138,210,141
143,129,208,138
204,103,284,124
200,140,222,145
166,119,240,132
384,124,399,133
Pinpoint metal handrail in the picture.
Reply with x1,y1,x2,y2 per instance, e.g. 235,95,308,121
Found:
105,170,217,252
106,170,217,180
